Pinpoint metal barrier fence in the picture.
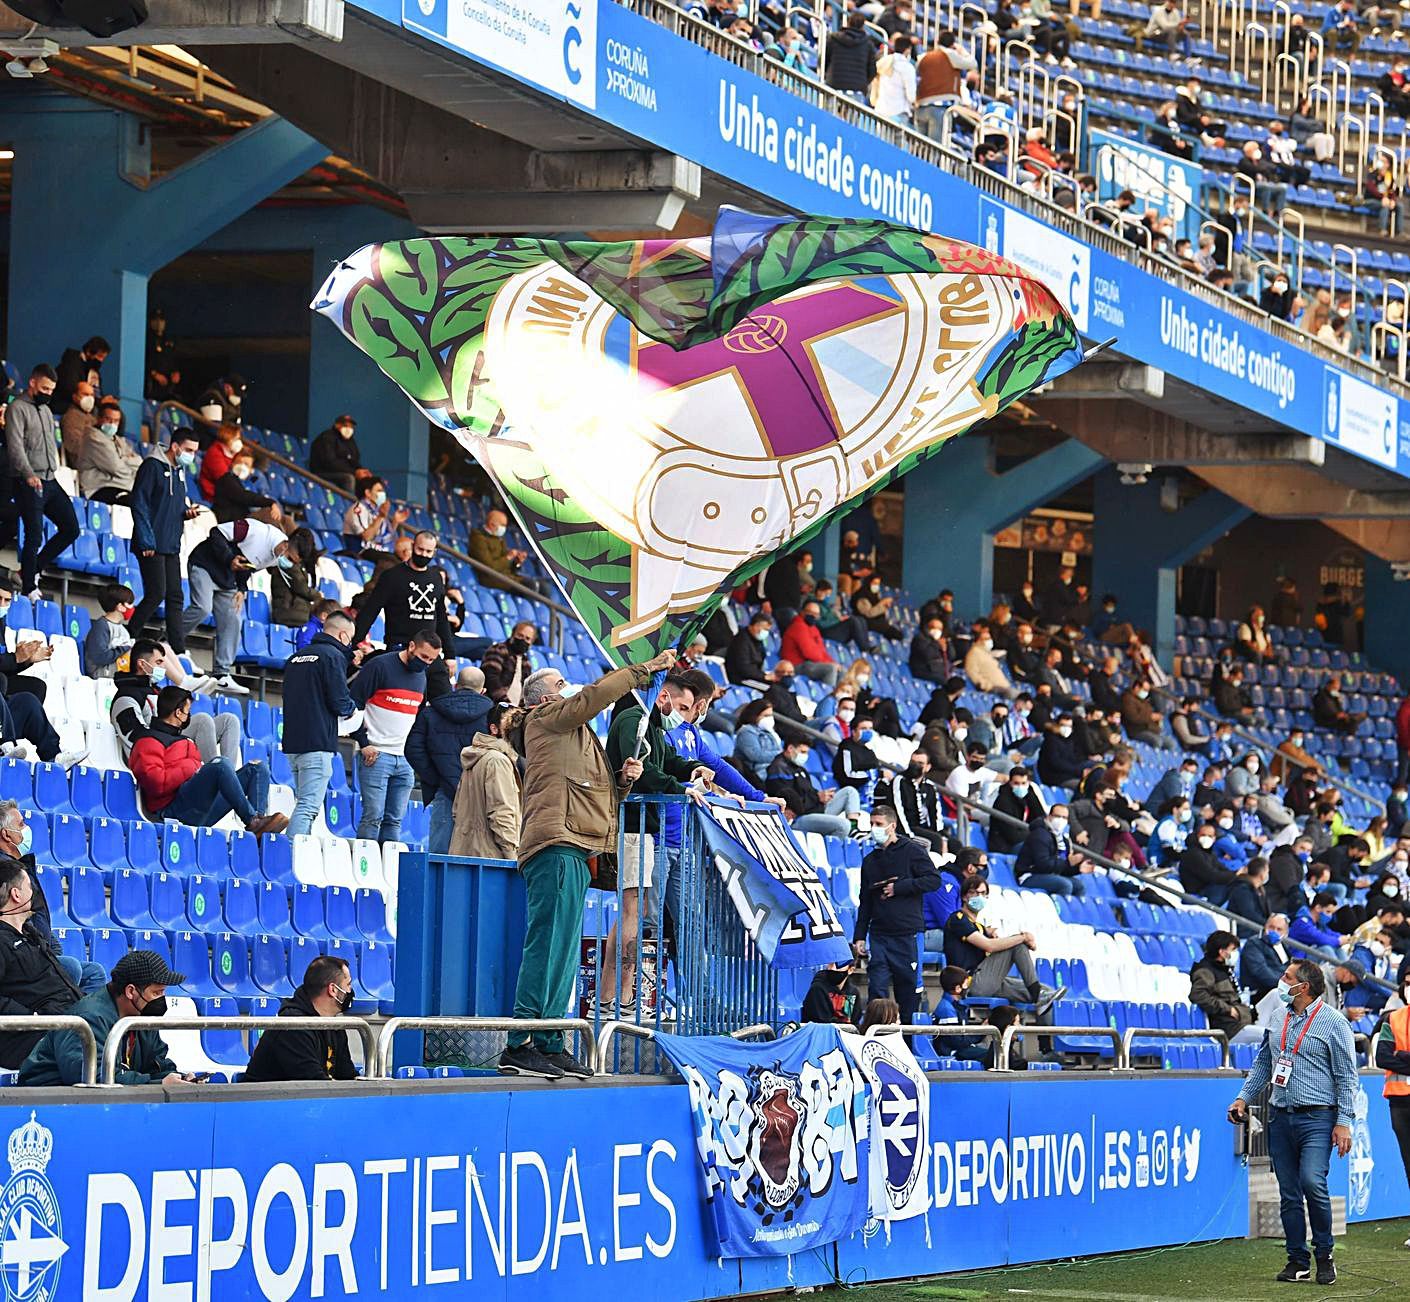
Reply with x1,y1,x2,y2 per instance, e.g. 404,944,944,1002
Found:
375,1017,596,1078
1122,1025,1231,1068
0,1015,98,1086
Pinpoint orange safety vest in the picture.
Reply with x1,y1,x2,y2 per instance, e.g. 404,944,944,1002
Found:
1385,1006,1410,1098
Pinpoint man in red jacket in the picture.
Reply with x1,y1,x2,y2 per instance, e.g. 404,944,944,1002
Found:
780,599,842,688
129,687,288,834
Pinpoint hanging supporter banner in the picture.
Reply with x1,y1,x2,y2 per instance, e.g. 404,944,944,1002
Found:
655,1023,871,1257
694,797,850,968
313,207,1085,668
842,1030,931,1225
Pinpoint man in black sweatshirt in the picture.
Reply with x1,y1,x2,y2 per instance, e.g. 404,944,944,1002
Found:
852,805,941,1023
1178,822,1242,905
353,530,457,698
242,955,360,1082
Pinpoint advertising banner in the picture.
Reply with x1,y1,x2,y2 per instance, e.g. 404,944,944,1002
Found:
1090,125,1201,245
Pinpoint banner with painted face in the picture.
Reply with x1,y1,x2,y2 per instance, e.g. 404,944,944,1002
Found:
655,1023,871,1258
694,797,850,968
841,1031,931,1226
312,207,1086,666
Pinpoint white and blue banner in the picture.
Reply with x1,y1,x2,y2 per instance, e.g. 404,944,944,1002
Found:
695,799,850,968
655,1024,871,1257
1090,126,1201,245
843,1031,932,1226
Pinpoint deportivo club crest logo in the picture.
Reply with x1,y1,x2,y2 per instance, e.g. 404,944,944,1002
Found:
1348,1088,1374,1217
859,1039,925,1212
0,1114,65,1302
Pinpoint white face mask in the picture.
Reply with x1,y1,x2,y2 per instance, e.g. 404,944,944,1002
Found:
869,825,891,846
1048,817,1067,834
791,751,809,768
227,392,242,407
1386,881,1402,896
758,715,776,733
1012,783,1029,797
1276,977,1299,1006
488,525,507,538
837,709,855,723
1369,940,1386,958
556,683,581,700
1058,726,1072,738
1197,835,1215,850
233,464,250,481
952,727,968,742
662,708,686,731
1217,819,1233,830
78,394,95,413
228,439,243,454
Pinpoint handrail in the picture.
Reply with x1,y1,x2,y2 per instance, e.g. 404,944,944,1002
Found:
100,1014,378,1086
999,1021,1126,1068
373,1016,598,1077
1122,1024,1231,1067
0,1015,98,1086
596,1017,774,1069
947,789,1396,996
153,398,578,649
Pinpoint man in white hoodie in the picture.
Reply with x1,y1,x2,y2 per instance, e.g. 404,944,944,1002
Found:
873,35,918,125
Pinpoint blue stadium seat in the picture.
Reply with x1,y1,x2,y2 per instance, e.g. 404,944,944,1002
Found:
0,759,33,806
354,889,394,944
324,886,361,941
261,835,294,886
88,816,128,872
229,829,260,879
286,936,320,990
49,814,91,869
50,927,87,965
292,883,333,940
63,603,92,647
111,869,158,930
69,766,106,819
127,821,160,873
64,866,111,928
161,824,198,877
196,827,232,877
223,877,259,935
195,995,248,1067
32,763,73,816
104,770,140,821
256,882,295,938
324,790,353,837
89,928,129,975
251,935,291,996
359,941,395,1006
34,865,74,930
149,873,186,932
212,933,258,998
170,932,219,998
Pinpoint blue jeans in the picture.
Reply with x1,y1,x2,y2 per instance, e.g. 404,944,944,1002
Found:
428,791,454,855
357,752,414,843
288,751,333,839
1020,872,1085,897
59,956,107,993
1268,1106,1336,1264
182,566,242,676
162,759,268,827
866,931,920,1023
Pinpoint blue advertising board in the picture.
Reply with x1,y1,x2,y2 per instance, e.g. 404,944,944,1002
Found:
1340,1079,1410,1224
0,1072,1276,1301
351,0,1410,481
1089,125,1201,246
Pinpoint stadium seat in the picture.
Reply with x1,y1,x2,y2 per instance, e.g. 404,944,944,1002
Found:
261,834,295,886
196,827,232,877
354,888,395,944
185,876,222,933
350,839,386,892
212,933,258,999
255,882,296,938
69,765,106,819
149,873,186,932
89,927,128,975
111,869,158,930
195,995,249,1068
161,824,198,877
64,866,111,928
292,883,333,940
49,813,91,869
103,769,141,821
251,935,291,996
223,877,259,934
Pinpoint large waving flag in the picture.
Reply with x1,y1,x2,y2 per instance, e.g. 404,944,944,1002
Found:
312,208,1087,665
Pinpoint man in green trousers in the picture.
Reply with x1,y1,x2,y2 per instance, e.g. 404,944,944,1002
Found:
498,646,676,1079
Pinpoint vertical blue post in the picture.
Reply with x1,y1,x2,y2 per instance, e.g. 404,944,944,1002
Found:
901,437,1106,619
1091,468,1251,666
1363,556,1410,686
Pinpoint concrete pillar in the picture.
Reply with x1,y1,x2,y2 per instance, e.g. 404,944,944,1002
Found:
901,437,1106,618
5,91,325,427
1091,469,1251,667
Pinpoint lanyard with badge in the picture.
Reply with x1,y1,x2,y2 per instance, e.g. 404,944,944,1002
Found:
1272,999,1322,1089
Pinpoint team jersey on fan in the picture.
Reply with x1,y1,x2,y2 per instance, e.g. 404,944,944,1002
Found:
350,652,427,754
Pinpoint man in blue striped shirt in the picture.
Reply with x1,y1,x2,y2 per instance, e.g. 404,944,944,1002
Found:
1229,958,1359,1285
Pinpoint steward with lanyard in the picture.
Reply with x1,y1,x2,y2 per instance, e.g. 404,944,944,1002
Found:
1228,959,1359,1285
1374,975,1410,1246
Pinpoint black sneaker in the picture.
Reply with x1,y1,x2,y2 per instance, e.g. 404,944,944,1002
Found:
1315,1256,1336,1286
498,1045,564,1079
545,1051,592,1079
1275,1260,1311,1283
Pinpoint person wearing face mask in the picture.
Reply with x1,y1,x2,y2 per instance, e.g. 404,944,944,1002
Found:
945,740,1002,812
479,621,539,706
353,532,458,690
308,413,363,495
19,948,190,1088
76,397,142,504
1242,913,1293,1003
962,620,1018,699
109,637,236,762
83,582,137,681
54,335,109,415
1289,890,1352,951
211,448,275,525
1225,752,1265,800
1267,836,1316,916
282,611,366,840
469,507,530,591
1271,728,1321,785
989,765,1046,855
1119,677,1176,751
1227,857,1273,927
734,700,784,787
818,692,856,750
812,579,872,651
1373,974,1410,1233
834,713,886,795
759,659,811,746
349,631,444,844
242,956,361,1083
802,960,859,1026
1151,797,1194,866
1178,822,1243,904
767,741,856,836
918,675,966,728
1147,757,1200,813
130,430,203,652
1347,931,1397,1016
1014,803,1089,897
196,373,247,427
130,687,287,835
874,750,945,852
341,475,410,563
7,363,80,599
850,807,940,1024
58,379,98,466
907,617,950,684
407,664,496,854
725,612,772,685
1190,930,1256,1040
1230,957,1357,1285
945,879,1062,1019
1211,807,1255,871
1036,712,1085,791
851,578,903,642
780,600,843,688
197,422,246,501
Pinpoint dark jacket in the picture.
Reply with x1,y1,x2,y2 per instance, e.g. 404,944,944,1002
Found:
406,687,495,801
1188,957,1251,1039
1240,934,1290,1001
826,25,879,92
281,632,359,755
908,632,948,683
872,772,941,842
130,450,190,554
763,554,803,615
605,705,697,835
242,988,359,1082
802,970,857,1025
854,838,942,939
1037,732,1084,787
1015,823,1076,882
211,470,274,525
725,628,767,684
480,638,534,704
1178,843,1240,896
1214,678,1252,718
0,920,82,1068
1266,845,1306,916
19,986,176,1086
990,785,1046,854
353,561,455,652
834,735,882,792
309,425,362,479
765,756,825,817
270,563,319,627
763,681,810,745
1226,878,1270,926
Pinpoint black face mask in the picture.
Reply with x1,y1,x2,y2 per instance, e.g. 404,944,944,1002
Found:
408,554,432,570
509,637,530,655
137,994,168,1018
967,759,984,770
908,764,925,778
802,614,817,626
777,674,794,689
32,390,51,408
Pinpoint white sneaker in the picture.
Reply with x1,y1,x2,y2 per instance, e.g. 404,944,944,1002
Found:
2,742,34,762
184,674,217,695
23,588,40,603
212,675,249,696
54,749,89,770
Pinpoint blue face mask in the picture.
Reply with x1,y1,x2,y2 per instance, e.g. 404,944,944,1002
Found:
1266,929,1283,944
858,728,875,744
275,555,292,570
16,825,31,857
1297,850,1310,864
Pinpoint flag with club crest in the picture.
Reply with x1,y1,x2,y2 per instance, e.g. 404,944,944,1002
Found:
312,207,1087,665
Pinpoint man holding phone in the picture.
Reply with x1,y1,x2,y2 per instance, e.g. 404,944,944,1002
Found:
851,804,940,1024
1228,959,1359,1285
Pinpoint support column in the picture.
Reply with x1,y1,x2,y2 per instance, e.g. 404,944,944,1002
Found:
307,210,428,503
901,437,1106,619
1362,557,1410,686
5,92,325,426
1091,469,1251,667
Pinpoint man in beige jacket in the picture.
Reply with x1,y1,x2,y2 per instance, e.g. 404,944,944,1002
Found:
497,647,674,1079
963,622,1018,699
450,703,521,860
